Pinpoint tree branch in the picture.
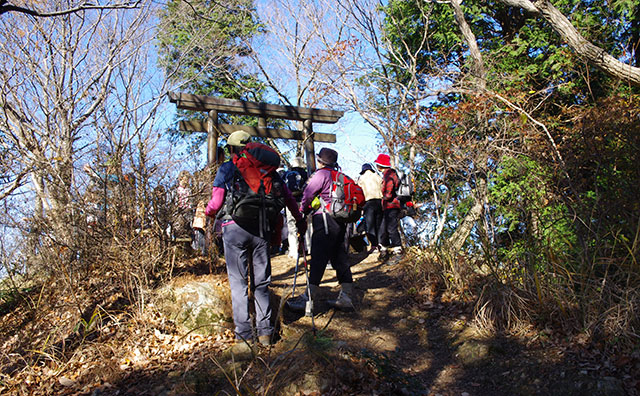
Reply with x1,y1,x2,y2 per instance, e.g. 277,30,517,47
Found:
449,0,486,88
0,1,142,18
496,0,640,86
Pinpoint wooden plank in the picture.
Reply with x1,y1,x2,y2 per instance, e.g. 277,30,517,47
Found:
179,120,208,132
178,121,337,143
207,110,218,165
169,92,344,124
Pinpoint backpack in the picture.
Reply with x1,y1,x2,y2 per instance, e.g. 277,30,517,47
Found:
284,169,305,197
227,142,285,237
396,171,414,204
347,217,367,252
321,169,366,223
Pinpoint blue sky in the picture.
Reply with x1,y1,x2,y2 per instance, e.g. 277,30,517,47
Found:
314,110,383,178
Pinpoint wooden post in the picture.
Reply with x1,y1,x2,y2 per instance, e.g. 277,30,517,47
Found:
168,93,343,169
207,110,218,165
303,119,316,173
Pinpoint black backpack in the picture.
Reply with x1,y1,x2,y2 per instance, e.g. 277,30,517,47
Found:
222,143,285,238
284,169,305,196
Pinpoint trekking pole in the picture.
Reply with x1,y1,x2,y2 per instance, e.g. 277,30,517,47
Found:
300,238,316,333
291,224,306,298
291,241,300,298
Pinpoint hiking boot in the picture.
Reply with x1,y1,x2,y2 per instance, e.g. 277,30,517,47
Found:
385,246,403,265
377,247,389,261
327,283,355,311
286,284,319,313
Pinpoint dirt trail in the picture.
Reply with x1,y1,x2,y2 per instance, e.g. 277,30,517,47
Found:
267,250,630,396
0,248,633,395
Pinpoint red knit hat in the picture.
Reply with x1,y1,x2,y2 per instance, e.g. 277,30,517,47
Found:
374,153,391,168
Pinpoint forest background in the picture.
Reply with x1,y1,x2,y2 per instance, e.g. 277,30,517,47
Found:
0,0,639,392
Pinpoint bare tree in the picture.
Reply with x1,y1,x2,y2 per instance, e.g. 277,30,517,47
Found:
322,0,442,172
250,0,350,160
0,0,142,18
0,0,170,274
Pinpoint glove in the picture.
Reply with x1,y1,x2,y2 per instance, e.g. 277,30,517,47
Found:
296,217,307,236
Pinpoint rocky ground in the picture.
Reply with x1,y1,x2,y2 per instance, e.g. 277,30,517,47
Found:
1,248,638,395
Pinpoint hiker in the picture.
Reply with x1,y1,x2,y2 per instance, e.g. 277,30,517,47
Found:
173,170,194,243
374,154,403,260
204,131,306,347
287,148,355,312
210,145,226,256
270,210,287,257
266,167,288,256
283,157,309,259
357,163,383,253
191,201,207,255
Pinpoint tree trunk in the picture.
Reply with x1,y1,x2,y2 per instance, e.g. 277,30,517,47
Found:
497,0,640,86
450,0,486,89
447,176,487,253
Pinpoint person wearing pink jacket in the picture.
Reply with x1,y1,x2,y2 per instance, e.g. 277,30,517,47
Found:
205,131,305,349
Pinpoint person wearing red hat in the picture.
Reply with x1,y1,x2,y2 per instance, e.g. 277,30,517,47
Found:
374,153,403,260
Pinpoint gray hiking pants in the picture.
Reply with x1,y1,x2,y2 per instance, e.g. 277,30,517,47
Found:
222,222,273,341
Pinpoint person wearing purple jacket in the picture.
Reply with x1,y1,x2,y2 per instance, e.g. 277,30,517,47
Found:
286,147,355,312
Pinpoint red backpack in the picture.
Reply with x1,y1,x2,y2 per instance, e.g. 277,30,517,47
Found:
322,169,365,223
229,142,285,237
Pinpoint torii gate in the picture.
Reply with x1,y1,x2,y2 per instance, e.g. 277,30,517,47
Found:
168,92,344,172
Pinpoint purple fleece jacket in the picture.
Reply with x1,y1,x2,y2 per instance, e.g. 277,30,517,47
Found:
300,167,334,215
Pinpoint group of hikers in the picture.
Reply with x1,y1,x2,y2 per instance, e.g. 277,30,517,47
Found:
203,130,412,349
83,162,211,253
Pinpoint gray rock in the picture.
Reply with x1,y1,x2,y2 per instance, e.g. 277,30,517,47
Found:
154,277,232,336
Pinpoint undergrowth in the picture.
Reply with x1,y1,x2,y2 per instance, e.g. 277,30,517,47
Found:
399,246,640,351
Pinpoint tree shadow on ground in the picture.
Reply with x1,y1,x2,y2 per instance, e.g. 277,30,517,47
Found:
272,253,632,396
28,250,632,396
341,260,631,396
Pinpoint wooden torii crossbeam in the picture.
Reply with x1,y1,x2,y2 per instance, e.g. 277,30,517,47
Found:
168,92,344,171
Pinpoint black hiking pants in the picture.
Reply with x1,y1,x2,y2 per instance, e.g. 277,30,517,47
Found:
380,208,402,249
363,199,383,247
309,213,353,286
